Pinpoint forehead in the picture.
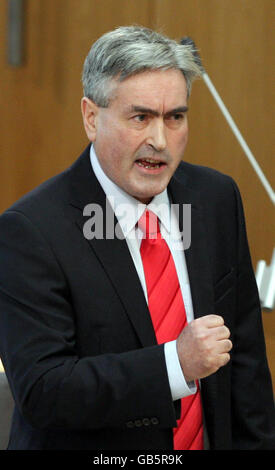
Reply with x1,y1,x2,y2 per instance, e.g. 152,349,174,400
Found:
110,69,188,111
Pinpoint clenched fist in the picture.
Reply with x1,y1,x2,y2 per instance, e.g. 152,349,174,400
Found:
176,314,232,382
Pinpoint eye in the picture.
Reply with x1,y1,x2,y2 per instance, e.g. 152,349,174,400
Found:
171,113,185,121
133,114,147,122
165,113,187,129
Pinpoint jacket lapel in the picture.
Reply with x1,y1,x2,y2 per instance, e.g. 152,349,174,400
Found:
68,146,156,348
168,166,218,447
168,167,215,319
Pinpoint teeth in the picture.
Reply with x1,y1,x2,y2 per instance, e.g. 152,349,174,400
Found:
136,158,163,169
144,158,161,163
137,162,161,169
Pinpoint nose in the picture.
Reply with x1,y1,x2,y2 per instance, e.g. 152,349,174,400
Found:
146,119,167,152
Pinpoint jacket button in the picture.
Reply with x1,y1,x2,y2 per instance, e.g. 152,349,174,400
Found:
142,417,150,426
151,417,159,425
126,421,134,428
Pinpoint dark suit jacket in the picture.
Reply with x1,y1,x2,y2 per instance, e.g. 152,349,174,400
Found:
0,145,274,450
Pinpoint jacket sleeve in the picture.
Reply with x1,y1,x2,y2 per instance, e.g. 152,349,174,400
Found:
0,209,177,431
230,180,275,449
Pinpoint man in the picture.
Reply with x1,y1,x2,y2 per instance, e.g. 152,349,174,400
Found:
0,26,274,450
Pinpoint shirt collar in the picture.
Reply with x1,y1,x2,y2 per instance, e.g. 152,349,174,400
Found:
90,145,171,237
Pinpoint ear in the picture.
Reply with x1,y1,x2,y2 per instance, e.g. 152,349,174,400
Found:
81,97,99,142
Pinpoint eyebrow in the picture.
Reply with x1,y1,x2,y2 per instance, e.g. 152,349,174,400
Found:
129,105,189,116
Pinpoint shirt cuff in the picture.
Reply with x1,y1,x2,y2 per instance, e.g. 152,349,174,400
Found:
164,340,197,401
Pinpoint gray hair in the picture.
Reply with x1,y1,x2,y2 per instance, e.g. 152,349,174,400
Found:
82,25,203,107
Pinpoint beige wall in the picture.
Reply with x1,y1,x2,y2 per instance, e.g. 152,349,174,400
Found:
0,0,274,386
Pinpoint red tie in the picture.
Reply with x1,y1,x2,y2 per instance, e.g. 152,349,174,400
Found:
139,210,203,450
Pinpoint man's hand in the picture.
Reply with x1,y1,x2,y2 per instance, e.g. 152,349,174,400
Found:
176,315,232,382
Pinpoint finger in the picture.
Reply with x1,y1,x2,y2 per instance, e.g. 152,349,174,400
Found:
204,314,224,328
214,325,231,340
220,352,231,366
217,338,233,353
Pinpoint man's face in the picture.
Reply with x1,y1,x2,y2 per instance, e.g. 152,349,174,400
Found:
82,69,189,204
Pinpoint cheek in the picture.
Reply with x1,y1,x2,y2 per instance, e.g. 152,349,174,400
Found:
168,129,188,156
178,125,189,149
95,123,122,161
112,130,142,165
179,122,189,143
181,131,188,148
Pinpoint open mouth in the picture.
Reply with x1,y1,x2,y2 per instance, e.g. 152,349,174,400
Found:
135,158,166,169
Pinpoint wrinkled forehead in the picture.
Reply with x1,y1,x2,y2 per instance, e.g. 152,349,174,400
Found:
108,69,188,111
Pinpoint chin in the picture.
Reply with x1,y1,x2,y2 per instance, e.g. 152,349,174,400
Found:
128,180,169,204
135,190,165,205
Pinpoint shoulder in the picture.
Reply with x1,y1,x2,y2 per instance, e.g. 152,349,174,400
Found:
0,146,90,222
175,160,239,202
3,169,70,217
175,160,235,188
172,161,244,224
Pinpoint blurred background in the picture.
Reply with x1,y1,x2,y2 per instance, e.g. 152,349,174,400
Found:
0,0,274,397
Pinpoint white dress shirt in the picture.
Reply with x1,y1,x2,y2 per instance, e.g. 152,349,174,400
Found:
90,145,196,401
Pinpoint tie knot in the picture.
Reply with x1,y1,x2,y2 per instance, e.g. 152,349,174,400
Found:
138,210,160,239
